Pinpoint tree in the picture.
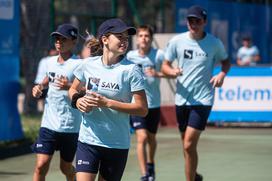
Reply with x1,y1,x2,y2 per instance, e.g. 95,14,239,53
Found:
20,0,52,114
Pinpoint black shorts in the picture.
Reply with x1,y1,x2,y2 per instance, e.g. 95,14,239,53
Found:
175,105,212,132
76,141,129,181
130,107,161,134
32,127,78,162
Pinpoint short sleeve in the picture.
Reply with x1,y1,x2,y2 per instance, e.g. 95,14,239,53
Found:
237,47,243,59
164,40,177,62
126,51,133,60
129,65,145,92
214,39,228,63
156,49,165,64
73,62,86,82
253,46,259,55
34,57,49,84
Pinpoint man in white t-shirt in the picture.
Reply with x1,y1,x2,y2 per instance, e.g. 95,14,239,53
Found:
236,36,260,66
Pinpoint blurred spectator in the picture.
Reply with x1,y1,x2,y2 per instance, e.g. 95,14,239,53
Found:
236,36,260,66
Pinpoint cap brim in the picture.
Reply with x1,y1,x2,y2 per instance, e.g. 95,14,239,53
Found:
187,14,202,19
50,32,70,39
111,27,136,35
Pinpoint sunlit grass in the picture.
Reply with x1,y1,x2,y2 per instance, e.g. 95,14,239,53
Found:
21,113,42,142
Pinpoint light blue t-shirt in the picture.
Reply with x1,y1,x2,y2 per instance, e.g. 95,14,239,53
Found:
127,48,164,108
165,32,228,106
74,56,145,149
237,45,259,66
41,55,82,133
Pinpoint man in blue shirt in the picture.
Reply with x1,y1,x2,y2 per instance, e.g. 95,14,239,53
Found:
127,25,165,181
32,23,82,181
161,5,231,181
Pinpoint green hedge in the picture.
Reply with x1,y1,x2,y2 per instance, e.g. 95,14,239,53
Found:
0,114,41,148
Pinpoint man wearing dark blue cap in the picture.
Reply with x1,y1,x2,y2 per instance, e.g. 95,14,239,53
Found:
32,23,81,181
162,5,231,181
186,5,207,20
51,23,78,40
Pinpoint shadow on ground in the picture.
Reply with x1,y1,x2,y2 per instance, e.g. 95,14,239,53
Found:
0,140,32,160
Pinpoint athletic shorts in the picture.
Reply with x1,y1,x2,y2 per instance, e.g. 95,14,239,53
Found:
75,141,129,181
130,107,161,134
175,105,212,132
32,127,78,162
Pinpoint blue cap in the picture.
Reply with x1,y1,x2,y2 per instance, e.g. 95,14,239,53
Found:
50,24,78,39
187,5,207,20
97,18,136,39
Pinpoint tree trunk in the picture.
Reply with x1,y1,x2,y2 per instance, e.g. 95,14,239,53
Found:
20,0,52,114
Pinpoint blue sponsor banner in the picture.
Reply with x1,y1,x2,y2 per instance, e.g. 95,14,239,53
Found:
175,0,272,65
209,66,272,122
0,0,23,140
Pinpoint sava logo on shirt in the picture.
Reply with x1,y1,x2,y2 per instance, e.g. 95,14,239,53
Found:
184,49,208,59
101,82,120,90
48,72,56,82
87,77,120,91
87,77,100,90
48,72,66,82
184,49,193,59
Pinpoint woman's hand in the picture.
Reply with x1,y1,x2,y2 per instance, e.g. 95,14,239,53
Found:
54,76,69,90
76,95,96,113
75,92,108,112
32,84,43,98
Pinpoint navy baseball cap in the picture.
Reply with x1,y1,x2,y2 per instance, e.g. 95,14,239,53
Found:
97,18,136,39
187,5,207,20
50,24,78,39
